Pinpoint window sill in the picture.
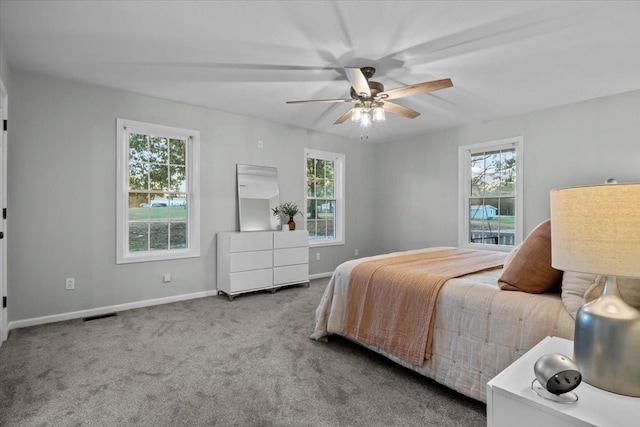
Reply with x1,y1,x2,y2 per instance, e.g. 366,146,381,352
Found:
462,242,514,253
309,240,345,248
116,249,200,264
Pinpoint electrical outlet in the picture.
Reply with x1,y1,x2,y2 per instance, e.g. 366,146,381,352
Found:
257,140,263,148
65,278,75,290
355,249,359,256
316,253,321,261
163,273,171,283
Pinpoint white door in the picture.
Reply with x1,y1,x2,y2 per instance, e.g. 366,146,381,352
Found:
0,79,6,345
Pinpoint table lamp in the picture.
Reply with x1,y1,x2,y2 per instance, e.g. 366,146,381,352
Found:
550,181,640,397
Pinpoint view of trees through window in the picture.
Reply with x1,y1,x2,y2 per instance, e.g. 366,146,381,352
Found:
306,157,336,241
469,147,516,246
128,133,188,252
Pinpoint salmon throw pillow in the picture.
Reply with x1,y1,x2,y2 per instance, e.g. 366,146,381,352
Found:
498,220,563,293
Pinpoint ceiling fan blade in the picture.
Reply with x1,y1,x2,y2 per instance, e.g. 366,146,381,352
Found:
286,98,354,104
344,67,371,98
382,102,421,119
334,109,353,125
379,78,453,100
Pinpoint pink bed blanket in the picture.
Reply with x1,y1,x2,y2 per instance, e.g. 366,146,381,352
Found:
342,248,505,365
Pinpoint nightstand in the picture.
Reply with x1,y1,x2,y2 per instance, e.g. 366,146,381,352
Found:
486,336,638,427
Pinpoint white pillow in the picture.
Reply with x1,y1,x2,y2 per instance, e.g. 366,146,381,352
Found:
585,276,640,307
562,272,640,319
561,271,598,319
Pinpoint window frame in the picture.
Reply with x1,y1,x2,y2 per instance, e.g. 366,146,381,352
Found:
458,136,523,252
304,148,345,247
116,118,201,264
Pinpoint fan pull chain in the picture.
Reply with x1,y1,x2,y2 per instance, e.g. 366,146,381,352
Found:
360,124,369,140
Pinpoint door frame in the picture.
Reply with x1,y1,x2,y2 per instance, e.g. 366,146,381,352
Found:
0,78,7,345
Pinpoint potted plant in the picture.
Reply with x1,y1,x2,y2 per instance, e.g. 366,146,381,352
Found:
272,202,302,230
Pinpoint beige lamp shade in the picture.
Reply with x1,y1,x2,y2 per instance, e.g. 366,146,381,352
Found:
550,183,640,278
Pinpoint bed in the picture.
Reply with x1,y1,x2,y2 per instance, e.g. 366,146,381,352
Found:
311,245,576,403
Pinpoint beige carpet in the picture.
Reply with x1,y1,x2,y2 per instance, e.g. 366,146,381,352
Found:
0,278,485,426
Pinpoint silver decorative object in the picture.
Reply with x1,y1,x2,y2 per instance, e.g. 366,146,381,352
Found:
574,276,640,396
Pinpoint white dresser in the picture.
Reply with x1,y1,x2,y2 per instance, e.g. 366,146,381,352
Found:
217,230,309,300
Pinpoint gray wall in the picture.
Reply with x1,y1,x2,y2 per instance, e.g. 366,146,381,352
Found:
372,90,640,255
8,66,640,323
8,70,376,322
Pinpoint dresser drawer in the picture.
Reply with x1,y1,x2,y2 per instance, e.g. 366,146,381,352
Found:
229,269,273,293
273,264,309,286
229,232,272,252
273,247,308,267
230,250,272,272
273,230,308,249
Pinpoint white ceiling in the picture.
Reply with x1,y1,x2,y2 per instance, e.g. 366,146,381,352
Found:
1,0,639,142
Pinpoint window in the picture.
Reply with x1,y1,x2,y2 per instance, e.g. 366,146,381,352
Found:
305,149,345,246
116,119,200,264
458,136,523,251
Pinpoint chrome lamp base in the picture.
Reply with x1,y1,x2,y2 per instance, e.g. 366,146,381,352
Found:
574,276,640,397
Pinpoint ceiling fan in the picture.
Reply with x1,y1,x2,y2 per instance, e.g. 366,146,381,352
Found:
286,66,453,125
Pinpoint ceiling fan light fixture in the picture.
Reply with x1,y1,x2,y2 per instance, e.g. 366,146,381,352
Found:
360,110,372,127
351,105,363,122
372,106,385,123
351,102,384,126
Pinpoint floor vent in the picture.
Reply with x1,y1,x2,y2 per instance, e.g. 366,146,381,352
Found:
83,312,117,322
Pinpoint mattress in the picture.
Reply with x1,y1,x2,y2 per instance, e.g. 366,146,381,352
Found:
311,247,575,402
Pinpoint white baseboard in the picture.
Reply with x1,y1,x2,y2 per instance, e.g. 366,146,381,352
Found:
309,272,333,280
8,289,220,331
9,274,334,331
